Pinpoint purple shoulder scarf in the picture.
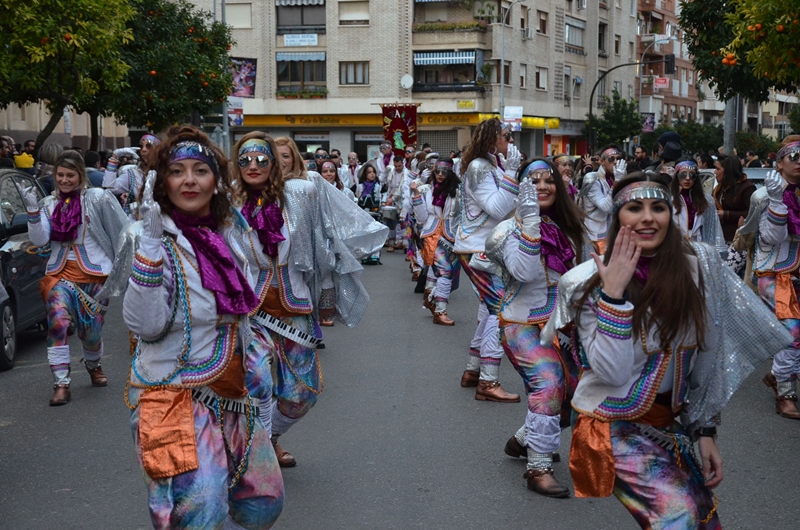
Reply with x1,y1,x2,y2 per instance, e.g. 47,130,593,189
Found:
50,190,82,242
241,193,285,258
539,211,575,275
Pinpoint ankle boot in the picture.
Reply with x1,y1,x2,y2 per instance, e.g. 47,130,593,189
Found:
83,359,108,387
523,467,570,498
423,289,435,314
460,369,479,387
433,311,455,326
475,380,520,403
50,384,71,406
775,379,800,420
272,438,297,468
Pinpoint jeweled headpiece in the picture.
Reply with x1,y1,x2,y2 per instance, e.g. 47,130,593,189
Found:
141,134,161,145
675,160,698,173
238,138,274,160
170,141,219,175
777,141,800,161
520,160,552,181
613,181,671,209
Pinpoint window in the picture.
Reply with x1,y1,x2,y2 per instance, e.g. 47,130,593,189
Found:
597,71,606,107
495,61,511,85
340,62,369,85
499,6,509,25
573,80,581,99
628,84,634,98
614,80,622,95
614,35,621,55
630,0,636,17
628,41,634,61
277,4,326,34
565,17,585,49
520,6,528,29
564,73,571,102
598,23,607,53
687,107,693,121
277,59,327,92
535,67,547,90
227,3,252,29
0,174,42,225
688,70,693,84
615,0,621,7
520,64,527,88
537,11,548,34
339,0,369,26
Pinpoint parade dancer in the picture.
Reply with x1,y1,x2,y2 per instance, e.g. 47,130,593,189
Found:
739,136,800,419
485,159,585,497
552,154,578,200
577,145,627,254
319,159,355,202
455,119,521,402
411,157,461,326
103,133,161,218
234,133,386,467
375,140,394,182
383,156,408,253
123,128,284,528
23,151,128,406
542,172,789,528
670,157,726,252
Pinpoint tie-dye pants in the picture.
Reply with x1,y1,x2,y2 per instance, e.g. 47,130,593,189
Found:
458,254,506,375
757,275,800,383
501,323,578,453
130,388,284,530
46,279,106,385
610,421,721,530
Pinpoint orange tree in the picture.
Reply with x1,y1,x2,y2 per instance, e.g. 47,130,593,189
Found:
0,0,134,147
680,0,795,102
78,0,234,146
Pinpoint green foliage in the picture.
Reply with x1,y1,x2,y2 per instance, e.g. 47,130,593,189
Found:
679,0,795,102
83,0,234,132
412,21,488,32
0,0,134,139
789,105,800,135
641,120,724,155
639,123,676,154
586,90,642,147
734,130,780,159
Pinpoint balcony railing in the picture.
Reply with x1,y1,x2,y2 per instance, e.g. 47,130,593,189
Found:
412,82,486,93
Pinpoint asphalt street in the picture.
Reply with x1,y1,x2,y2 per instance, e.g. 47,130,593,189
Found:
1,250,799,530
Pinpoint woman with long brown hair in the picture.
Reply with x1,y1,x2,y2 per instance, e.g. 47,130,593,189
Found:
542,171,789,528
486,158,585,497
713,154,756,274
670,157,725,252
233,131,386,468
273,136,309,180
23,150,128,405
123,126,284,527
455,118,522,402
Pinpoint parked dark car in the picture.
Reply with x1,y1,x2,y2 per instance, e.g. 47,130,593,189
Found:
0,168,48,371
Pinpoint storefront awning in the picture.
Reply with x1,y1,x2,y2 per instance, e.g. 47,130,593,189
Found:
275,0,324,6
276,52,326,61
414,51,476,66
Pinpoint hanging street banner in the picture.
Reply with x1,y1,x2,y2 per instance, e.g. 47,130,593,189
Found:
381,103,420,156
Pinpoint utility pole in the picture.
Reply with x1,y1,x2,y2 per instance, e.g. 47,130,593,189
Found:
723,98,736,156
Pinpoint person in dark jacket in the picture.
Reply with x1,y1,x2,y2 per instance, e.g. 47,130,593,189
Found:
713,154,756,242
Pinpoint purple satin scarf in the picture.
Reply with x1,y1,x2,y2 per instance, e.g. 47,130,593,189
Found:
568,183,578,200
241,193,285,258
783,183,800,235
634,255,653,285
50,190,82,242
432,182,447,208
171,210,259,315
539,214,575,275
681,189,697,230
361,180,377,198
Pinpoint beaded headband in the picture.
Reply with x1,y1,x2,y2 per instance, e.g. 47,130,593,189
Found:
170,141,220,175
380,141,392,148
238,139,274,160
435,160,453,170
777,141,800,161
141,134,161,145
675,160,698,173
601,148,621,160
552,154,573,165
520,160,552,181
613,181,671,209
320,160,337,171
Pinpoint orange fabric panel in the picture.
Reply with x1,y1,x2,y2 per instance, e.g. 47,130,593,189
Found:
569,414,615,498
138,387,199,479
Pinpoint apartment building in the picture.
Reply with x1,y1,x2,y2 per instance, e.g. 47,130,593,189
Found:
213,0,638,157
636,0,699,125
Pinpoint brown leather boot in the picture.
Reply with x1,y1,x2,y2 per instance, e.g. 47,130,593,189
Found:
460,369,479,387
423,290,435,314
433,312,455,326
775,396,800,419
86,364,108,387
763,372,778,396
523,468,570,498
475,381,520,403
503,437,560,462
273,442,297,467
411,270,421,282
49,384,71,406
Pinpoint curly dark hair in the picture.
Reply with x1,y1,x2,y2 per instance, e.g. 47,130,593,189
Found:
431,158,460,199
144,125,234,227
459,118,503,176
232,131,284,206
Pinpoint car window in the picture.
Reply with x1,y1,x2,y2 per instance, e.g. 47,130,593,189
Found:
10,174,44,200
0,177,27,226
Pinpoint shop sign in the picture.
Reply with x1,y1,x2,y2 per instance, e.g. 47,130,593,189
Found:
295,133,330,141
457,99,476,110
283,34,319,47
355,133,385,141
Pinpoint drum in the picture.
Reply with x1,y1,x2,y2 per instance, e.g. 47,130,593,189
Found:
380,205,399,222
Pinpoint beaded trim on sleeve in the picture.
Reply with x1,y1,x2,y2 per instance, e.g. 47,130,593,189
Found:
596,298,633,339
132,252,164,287
411,195,424,207
499,175,520,195
515,227,541,256
27,210,42,224
767,207,788,226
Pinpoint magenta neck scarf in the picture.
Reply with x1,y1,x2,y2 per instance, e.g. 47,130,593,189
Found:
681,189,697,229
50,190,82,242
171,210,259,315
241,192,285,258
432,181,447,208
634,255,654,285
783,183,800,235
539,213,575,275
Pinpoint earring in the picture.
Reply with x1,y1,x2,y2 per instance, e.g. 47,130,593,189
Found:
213,188,219,195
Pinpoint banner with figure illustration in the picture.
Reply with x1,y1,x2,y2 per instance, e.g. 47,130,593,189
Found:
381,103,420,156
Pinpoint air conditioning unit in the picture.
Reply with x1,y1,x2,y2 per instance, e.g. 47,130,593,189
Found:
523,27,534,40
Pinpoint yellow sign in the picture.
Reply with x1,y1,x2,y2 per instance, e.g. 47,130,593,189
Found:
456,99,476,110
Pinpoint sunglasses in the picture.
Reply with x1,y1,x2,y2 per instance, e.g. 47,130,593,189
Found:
141,140,155,147
786,152,800,163
348,156,358,160
405,150,414,154
238,155,271,168
314,154,328,159
677,171,697,181
329,155,339,159
502,132,512,141
605,156,621,163
434,168,449,175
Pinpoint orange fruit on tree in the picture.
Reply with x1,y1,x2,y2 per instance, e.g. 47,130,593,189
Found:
778,25,785,32
150,70,157,76
756,23,762,30
729,59,737,66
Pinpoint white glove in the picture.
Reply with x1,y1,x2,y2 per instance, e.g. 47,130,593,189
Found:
516,179,540,237
613,159,627,180
113,147,140,160
420,169,431,184
498,144,522,177
139,171,163,240
16,183,39,212
765,170,785,202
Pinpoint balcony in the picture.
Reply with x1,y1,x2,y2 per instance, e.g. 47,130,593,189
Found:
412,21,490,48
412,82,486,94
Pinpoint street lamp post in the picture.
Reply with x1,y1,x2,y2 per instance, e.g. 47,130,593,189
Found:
500,0,525,121
638,35,677,113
